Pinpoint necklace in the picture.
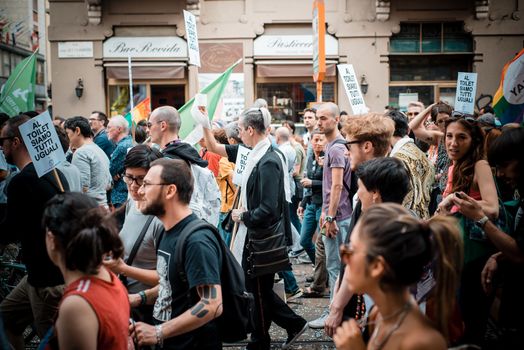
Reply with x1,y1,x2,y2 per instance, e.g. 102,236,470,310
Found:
369,302,411,350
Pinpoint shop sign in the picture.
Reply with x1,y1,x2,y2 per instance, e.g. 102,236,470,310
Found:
58,42,93,58
454,72,477,115
103,37,187,58
338,64,367,115
183,10,201,67
254,35,337,57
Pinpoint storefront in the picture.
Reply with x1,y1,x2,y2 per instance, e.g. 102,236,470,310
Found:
253,30,339,122
102,36,188,116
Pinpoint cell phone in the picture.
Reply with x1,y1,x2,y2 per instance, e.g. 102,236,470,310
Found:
455,192,464,199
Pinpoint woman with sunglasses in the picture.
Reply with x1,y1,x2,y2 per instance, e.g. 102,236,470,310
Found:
41,192,130,349
334,203,463,350
436,117,498,346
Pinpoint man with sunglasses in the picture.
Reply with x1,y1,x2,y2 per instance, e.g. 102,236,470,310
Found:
0,115,70,348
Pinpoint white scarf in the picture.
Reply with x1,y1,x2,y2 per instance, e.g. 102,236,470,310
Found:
231,137,291,264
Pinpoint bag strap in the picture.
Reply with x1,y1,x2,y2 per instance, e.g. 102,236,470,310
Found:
329,139,353,196
126,216,155,267
175,220,223,285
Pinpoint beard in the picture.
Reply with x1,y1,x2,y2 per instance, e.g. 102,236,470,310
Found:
139,192,166,217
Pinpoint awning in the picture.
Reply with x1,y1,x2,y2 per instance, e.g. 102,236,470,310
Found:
104,62,186,80
256,61,337,77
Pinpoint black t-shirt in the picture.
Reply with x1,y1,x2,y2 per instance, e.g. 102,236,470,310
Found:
225,144,239,164
0,163,68,287
154,214,222,349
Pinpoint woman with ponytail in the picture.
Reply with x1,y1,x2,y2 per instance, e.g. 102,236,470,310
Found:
42,192,130,350
334,203,463,350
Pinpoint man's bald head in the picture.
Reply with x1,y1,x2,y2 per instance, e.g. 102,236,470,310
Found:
275,126,290,144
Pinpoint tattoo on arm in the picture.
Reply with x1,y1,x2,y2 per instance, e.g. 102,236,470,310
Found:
190,285,218,319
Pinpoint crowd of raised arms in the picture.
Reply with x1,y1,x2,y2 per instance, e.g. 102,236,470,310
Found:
0,98,522,350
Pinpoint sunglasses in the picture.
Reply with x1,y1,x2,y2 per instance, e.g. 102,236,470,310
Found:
451,111,476,122
0,136,15,143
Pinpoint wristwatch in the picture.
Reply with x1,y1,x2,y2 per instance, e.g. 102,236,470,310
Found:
325,215,335,223
474,216,489,229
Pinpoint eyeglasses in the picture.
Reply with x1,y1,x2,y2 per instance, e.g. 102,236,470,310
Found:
146,121,163,128
123,174,145,186
406,112,418,117
140,181,170,189
0,136,15,144
344,140,361,151
451,111,476,122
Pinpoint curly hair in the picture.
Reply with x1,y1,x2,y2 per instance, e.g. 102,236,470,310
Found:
445,118,485,194
342,113,395,157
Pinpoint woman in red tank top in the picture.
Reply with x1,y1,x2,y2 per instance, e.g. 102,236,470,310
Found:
42,192,131,350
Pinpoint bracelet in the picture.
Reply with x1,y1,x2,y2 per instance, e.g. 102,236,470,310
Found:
155,324,164,347
139,291,147,306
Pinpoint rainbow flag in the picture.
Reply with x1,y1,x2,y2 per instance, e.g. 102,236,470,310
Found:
493,48,524,125
124,97,151,127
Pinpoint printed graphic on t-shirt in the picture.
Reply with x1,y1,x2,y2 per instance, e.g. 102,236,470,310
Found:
154,249,172,322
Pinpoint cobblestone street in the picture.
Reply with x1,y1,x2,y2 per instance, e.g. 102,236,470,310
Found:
226,257,336,349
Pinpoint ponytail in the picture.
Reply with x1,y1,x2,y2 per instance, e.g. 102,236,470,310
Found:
427,215,464,342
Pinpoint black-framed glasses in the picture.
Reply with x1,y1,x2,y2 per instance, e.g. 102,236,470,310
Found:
123,174,145,186
0,136,15,144
344,140,361,151
140,181,170,189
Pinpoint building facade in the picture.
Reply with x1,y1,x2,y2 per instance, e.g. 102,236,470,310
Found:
48,0,523,122
1,0,48,112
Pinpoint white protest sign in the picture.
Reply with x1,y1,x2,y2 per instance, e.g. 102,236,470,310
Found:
232,145,251,186
183,10,201,67
337,64,367,115
454,72,478,114
19,111,66,177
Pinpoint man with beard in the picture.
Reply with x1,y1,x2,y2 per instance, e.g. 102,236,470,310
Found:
0,115,69,349
130,158,223,350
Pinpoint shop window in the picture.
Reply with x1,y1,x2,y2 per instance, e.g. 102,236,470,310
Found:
256,82,334,122
390,22,472,54
108,84,147,116
389,55,471,82
1,51,10,77
36,61,44,85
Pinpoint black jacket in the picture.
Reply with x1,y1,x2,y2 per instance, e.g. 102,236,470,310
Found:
300,151,324,208
162,140,208,167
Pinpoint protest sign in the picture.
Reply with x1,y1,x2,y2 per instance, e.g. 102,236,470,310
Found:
19,111,66,178
454,72,478,115
183,10,201,67
337,64,367,115
232,145,251,186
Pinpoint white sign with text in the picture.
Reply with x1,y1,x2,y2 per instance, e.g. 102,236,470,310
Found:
103,37,188,58
454,72,478,114
183,10,201,67
233,145,251,186
58,42,94,58
337,64,367,115
254,35,338,56
19,111,66,177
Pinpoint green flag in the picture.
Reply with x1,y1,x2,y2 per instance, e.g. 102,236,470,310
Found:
178,59,241,139
0,52,37,116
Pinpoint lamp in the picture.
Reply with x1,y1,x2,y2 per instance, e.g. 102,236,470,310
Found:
360,75,369,95
75,78,84,98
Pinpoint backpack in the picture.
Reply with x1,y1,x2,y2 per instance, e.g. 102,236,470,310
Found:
174,219,255,343
188,163,221,225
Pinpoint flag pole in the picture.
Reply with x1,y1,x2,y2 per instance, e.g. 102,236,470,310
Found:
127,55,136,143
0,50,38,109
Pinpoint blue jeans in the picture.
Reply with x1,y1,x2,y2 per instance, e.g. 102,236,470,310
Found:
299,203,322,264
323,217,351,300
217,212,231,247
279,270,299,294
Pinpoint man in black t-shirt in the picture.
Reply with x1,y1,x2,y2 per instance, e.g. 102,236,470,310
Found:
131,158,223,350
0,115,69,347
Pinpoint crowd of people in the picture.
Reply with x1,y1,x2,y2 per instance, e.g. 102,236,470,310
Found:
0,96,522,350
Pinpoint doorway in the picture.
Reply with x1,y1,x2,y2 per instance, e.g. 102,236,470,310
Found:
151,85,185,110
